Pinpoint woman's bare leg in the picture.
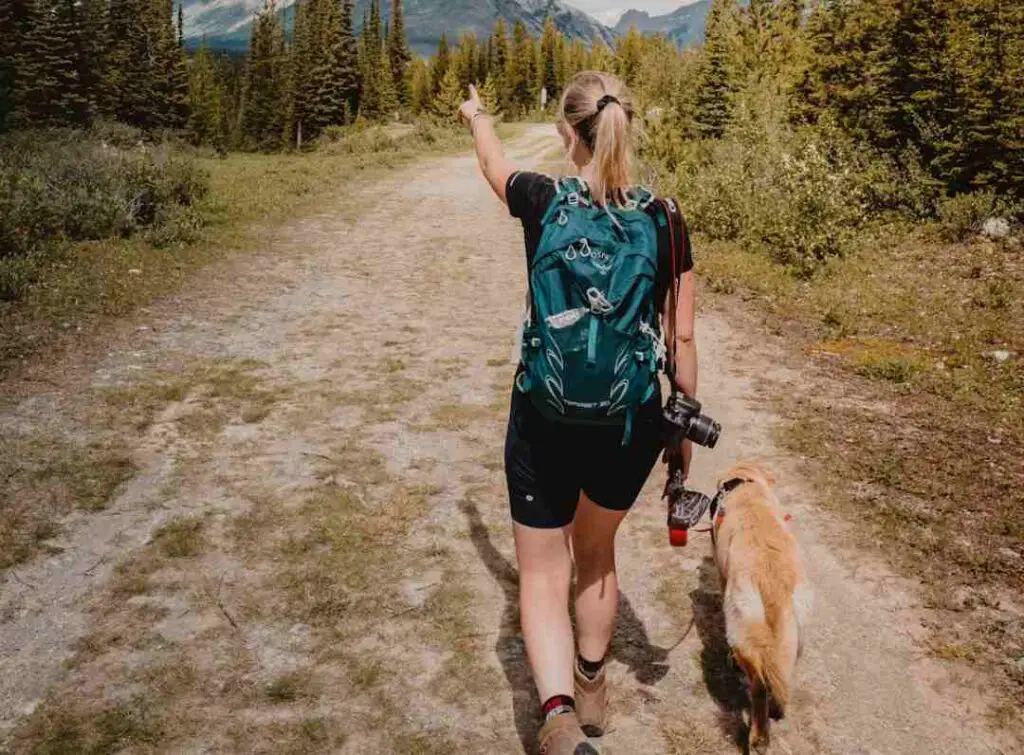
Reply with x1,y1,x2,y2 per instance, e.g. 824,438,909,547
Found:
572,493,629,663
514,522,575,702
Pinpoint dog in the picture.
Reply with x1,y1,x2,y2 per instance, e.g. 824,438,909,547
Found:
712,462,810,752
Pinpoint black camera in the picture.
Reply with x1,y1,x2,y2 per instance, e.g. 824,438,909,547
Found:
663,392,721,449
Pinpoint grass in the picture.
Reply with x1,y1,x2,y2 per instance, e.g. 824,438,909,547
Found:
0,433,132,569
702,228,1024,706
11,696,166,755
153,517,205,558
428,401,497,431
265,670,317,703
0,122,493,378
108,516,207,598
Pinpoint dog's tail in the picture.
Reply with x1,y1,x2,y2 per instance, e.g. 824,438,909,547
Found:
735,615,789,751
740,619,790,714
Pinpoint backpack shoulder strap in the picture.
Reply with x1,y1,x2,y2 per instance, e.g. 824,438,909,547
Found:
645,197,686,387
541,175,593,225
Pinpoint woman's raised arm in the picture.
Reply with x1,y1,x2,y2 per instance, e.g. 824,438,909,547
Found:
459,85,517,205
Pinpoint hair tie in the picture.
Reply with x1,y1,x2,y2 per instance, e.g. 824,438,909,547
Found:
596,94,620,113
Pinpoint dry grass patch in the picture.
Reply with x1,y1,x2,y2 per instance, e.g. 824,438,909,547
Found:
0,291,281,580
106,515,207,599
661,715,725,754
265,669,318,703
153,516,206,558
11,695,167,755
334,373,427,423
243,717,347,755
429,402,497,431
0,432,132,569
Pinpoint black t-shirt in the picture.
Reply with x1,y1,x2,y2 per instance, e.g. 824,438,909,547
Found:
506,171,693,306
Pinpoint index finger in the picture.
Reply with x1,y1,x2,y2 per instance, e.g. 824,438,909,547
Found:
468,84,479,101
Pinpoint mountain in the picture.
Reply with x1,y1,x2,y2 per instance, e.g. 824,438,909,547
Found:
614,1,712,49
183,0,615,55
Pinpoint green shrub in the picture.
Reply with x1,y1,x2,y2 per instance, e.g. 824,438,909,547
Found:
662,110,872,276
934,191,1000,242
320,125,400,155
320,125,347,143
0,128,208,260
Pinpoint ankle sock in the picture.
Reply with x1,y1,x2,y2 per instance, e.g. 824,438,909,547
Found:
576,654,605,680
541,694,576,723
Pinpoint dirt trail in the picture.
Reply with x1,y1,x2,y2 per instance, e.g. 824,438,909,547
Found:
0,125,1014,754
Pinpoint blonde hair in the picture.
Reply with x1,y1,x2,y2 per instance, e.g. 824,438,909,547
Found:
559,71,636,207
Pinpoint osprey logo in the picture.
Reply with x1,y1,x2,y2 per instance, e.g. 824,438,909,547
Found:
563,238,612,273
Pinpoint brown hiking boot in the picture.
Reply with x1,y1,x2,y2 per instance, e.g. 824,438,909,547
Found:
574,664,608,737
538,712,597,755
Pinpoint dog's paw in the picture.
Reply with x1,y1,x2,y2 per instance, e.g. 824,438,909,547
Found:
750,731,771,754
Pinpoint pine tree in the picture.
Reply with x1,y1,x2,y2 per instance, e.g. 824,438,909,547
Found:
693,0,738,139
312,0,348,130
288,0,316,142
387,0,410,106
166,0,190,127
588,40,613,73
0,0,31,129
187,41,224,147
538,16,559,106
568,39,586,79
434,59,463,118
16,0,92,126
336,0,359,120
358,0,383,118
78,0,108,116
489,19,509,111
408,57,430,113
947,0,1023,194
506,20,534,115
377,39,398,119
615,26,645,87
243,0,287,149
432,33,450,97
737,0,774,80
104,0,179,128
479,72,499,113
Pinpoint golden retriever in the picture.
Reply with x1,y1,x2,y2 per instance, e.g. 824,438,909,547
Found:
712,462,810,751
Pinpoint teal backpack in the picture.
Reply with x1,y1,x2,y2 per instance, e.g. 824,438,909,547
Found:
517,177,668,443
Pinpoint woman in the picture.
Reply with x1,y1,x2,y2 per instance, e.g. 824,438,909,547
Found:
459,71,697,755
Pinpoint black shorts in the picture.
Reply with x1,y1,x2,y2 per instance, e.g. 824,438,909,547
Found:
504,388,664,529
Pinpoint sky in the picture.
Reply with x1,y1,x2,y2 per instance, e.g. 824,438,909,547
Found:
570,0,699,26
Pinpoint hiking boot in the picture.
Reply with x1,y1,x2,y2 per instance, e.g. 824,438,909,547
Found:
538,712,597,755
574,663,608,737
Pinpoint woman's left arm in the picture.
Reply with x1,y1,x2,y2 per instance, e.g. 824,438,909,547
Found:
666,270,698,477
459,86,517,204
671,271,698,399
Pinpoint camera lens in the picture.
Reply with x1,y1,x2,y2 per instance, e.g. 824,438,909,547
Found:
687,415,721,448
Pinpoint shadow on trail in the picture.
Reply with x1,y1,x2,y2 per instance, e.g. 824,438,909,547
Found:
459,498,673,753
690,556,749,749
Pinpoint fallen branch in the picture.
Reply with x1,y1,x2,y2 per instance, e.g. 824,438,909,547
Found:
83,554,108,576
216,598,239,630
208,574,239,630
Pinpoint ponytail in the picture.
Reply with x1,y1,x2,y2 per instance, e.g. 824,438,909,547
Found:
560,71,636,207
